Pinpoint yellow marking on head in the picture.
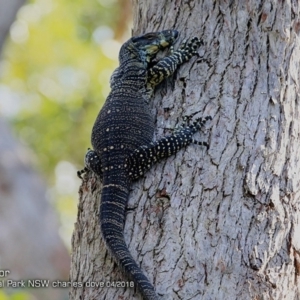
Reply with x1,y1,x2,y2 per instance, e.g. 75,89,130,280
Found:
145,44,159,54
160,40,170,48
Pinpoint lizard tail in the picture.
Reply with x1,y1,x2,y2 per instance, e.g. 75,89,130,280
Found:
100,184,159,300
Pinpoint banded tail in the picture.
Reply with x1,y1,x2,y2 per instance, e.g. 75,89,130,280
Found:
100,184,159,300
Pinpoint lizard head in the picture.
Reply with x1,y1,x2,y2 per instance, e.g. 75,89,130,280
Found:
120,30,179,63
132,30,178,61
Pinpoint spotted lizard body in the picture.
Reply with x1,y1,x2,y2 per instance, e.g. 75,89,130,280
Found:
78,29,211,300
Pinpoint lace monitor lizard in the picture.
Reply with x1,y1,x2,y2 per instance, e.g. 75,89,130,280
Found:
78,30,211,300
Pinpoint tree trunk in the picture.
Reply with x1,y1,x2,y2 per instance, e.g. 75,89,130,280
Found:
70,1,300,299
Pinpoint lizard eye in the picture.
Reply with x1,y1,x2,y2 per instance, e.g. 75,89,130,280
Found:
132,33,156,43
145,34,156,40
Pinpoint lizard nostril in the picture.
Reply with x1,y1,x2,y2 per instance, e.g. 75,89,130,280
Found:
173,30,179,39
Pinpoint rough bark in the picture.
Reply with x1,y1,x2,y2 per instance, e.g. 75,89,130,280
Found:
71,1,300,299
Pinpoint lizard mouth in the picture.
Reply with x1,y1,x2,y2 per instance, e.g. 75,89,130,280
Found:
159,30,179,49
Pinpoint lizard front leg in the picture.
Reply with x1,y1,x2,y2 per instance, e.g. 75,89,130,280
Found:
147,37,201,89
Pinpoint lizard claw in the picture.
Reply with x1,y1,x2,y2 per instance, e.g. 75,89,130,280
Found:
77,168,87,179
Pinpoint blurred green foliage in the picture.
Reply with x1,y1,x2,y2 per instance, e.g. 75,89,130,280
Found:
0,1,131,297
1,0,131,181
0,290,31,300
0,0,131,247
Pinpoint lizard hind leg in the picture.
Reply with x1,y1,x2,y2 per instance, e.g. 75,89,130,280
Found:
82,148,103,177
126,115,211,181
186,116,212,148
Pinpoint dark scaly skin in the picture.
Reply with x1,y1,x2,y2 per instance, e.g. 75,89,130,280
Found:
78,30,210,300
